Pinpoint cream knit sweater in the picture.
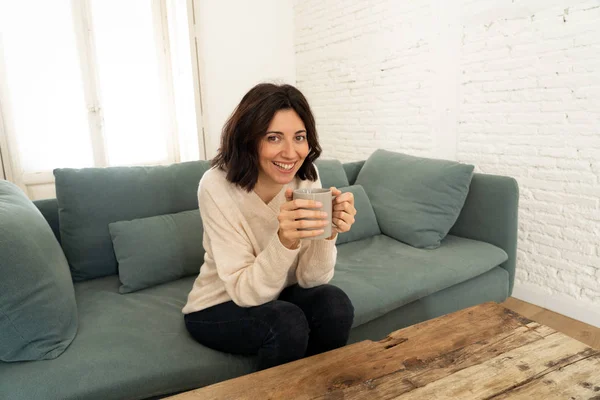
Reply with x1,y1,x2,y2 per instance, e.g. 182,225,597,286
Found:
182,167,337,313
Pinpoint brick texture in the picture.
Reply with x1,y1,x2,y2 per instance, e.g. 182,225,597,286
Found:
294,0,600,308
295,1,435,160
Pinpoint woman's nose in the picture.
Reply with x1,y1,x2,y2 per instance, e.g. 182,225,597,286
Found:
281,139,295,157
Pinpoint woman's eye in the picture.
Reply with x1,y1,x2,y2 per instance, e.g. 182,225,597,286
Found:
296,136,306,142
267,136,279,142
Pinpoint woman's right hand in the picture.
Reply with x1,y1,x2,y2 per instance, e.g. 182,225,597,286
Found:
277,188,329,249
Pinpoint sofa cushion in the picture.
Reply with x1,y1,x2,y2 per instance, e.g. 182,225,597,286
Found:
336,185,381,245
33,198,61,245
315,159,350,189
54,160,210,281
356,149,474,249
0,276,255,400
109,209,204,293
329,234,508,327
343,160,365,185
0,181,78,362
347,266,509,344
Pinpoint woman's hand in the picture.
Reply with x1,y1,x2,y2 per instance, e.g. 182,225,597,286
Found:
329,187,356,239
278,189,329,249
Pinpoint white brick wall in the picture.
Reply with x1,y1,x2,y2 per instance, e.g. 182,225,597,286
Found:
294,0,600,326
295,1,435,160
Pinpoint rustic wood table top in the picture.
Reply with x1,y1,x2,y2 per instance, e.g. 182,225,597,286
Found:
166,302,600,399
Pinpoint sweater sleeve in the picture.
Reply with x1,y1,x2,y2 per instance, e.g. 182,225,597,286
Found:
296,237,337,288
200,187,300,307
295,169,338,288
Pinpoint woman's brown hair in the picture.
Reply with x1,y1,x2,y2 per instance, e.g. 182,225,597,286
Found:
211,83,322,191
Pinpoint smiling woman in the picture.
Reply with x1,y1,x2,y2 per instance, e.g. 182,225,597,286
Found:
257,110,310,203
182,83,357,372
211,83,322,194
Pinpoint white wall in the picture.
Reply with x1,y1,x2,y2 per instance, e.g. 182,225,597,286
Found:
193,0,296,159
294,0,600,327
458,0,600,327
295,2,440,161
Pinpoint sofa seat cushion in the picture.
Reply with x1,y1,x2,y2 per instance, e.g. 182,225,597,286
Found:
0,276,255,400
330,234,508,327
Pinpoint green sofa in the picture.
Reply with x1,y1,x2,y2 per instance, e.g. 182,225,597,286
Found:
0,155,518,400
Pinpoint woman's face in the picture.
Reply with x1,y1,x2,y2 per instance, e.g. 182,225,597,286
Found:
257,109,310,187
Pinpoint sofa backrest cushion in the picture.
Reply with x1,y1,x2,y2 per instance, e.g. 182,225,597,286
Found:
109,209,204,293
355,149,474,249
0,180,78,362
314,159,349,189
33,198,61,245
54,160,210,281
336,185,381,245
343,160,365,185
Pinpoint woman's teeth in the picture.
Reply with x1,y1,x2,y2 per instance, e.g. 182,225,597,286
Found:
273,162,294,170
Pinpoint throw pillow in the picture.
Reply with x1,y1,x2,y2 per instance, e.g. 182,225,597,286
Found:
315,159,350,189
336,185,381,245
355,149,474,249
109,209,204,293
0,180,78,362
54,160,210,281
343,160,365,186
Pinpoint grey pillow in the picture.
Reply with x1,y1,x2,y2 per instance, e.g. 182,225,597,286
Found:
343,160,365,185
109,209,204,293
356,149,474,249
315,159,350,189
0,180,78,362
54,160,210,281
336,185,381,245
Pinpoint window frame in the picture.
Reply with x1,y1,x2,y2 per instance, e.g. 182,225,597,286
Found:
0,0,205,197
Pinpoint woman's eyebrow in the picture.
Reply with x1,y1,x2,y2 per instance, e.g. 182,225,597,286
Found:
266,130,307,135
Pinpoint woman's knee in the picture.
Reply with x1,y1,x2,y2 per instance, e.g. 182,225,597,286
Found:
260,300,310,347
313,285,355,323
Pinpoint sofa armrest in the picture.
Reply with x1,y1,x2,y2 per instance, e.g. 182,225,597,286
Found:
449,173,519,295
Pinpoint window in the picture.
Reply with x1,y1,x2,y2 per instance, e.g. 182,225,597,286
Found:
0,0,204,198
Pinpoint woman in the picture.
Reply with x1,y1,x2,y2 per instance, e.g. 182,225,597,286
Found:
183,83,356,371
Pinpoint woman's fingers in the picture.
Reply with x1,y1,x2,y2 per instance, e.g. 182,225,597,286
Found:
279,220,325,239
278,194,331,246
333,211,355,225
279,190,345,240
280,198,322,211
333,218,351,232
333,191,353,204
281,217,328,230
284,188,294,202
296,228,325,238
279,228,325,245
333,202,357,215
289,209,328,220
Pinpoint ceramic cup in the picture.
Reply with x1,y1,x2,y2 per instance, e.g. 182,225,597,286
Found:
292,188,334,240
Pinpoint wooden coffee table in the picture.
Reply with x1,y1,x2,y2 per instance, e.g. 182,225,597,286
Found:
166,302,600,399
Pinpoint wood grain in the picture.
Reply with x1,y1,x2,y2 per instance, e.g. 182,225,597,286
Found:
502,297,600,349
165,302,600,400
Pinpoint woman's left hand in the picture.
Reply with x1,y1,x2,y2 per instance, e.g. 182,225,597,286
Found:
329,187,357,238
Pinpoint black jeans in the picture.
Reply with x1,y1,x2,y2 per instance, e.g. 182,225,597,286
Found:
184,283,355,371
